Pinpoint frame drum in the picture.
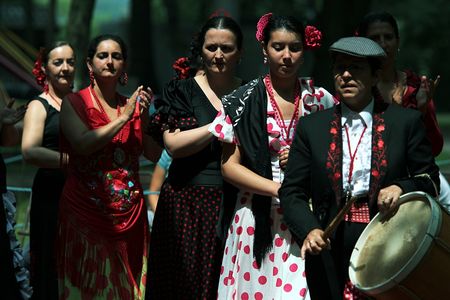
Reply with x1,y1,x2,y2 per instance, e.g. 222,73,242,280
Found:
349,191,450,299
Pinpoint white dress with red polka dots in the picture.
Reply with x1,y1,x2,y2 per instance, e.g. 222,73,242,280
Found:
211,100,310,300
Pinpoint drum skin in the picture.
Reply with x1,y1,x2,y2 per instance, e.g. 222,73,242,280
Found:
349,192,450,299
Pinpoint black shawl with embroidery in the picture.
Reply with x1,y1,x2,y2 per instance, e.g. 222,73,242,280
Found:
221,78,274,266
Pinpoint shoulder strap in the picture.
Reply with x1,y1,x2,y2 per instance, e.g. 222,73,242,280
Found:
31,96,50,113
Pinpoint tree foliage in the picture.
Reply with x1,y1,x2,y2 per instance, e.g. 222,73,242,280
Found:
65,0,96,88
128,0,155,89
7,0,448,110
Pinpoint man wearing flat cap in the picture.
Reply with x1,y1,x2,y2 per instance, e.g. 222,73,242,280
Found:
279,37,440,299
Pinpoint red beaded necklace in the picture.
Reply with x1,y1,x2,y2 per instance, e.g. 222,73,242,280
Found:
89,87,127,165
264,74,302,144
89,87,122,119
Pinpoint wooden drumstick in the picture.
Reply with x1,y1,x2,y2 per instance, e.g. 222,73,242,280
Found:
323,195,359,240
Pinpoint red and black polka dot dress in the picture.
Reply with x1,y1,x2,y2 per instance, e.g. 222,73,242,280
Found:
147,78,227,299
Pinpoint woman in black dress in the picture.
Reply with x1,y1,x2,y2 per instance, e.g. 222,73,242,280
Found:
147,16,243,299
21,41,75,300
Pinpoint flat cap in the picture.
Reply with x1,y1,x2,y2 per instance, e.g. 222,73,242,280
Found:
329,37,386,58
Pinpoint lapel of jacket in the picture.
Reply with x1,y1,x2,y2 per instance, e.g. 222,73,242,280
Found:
326,104,344,206
368,98,389,206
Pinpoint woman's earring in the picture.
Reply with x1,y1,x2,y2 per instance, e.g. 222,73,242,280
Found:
263,56,268,64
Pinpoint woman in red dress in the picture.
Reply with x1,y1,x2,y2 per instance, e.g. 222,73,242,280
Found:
57,34,160,299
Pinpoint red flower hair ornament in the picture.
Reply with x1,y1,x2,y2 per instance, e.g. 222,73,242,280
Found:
172,57,191,80
209,8,231,18
256,13,323,51
304,25,322,50
256,13,273,42
32,48,48,92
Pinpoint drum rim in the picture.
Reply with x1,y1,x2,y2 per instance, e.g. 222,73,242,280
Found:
349,191,441,294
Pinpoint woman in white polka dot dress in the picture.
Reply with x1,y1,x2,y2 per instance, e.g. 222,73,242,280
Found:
209,13,337,300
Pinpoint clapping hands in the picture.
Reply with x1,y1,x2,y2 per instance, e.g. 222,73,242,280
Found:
124,86,153,120
416,75,440,109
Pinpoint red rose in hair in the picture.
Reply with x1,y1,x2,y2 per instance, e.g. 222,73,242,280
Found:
32,49,47,92
172,57,191,80
304,25,322,50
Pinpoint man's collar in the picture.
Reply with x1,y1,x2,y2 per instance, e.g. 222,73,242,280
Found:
342,99,374,127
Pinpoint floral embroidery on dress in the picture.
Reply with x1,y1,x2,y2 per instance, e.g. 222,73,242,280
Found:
104,169,140,210
79,149,141,217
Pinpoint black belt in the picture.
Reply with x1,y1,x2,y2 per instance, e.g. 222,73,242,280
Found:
168,172,223,187
186,173,223,186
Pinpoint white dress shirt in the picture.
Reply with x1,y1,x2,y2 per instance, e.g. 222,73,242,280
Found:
341,100,374,198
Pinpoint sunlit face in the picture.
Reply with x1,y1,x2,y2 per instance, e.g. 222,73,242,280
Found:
44,45,75,89
333,54,378,110
201,28,241,75
365,21,399,65
264,29,304,79
88,39,125,81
